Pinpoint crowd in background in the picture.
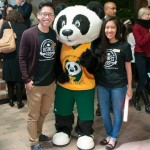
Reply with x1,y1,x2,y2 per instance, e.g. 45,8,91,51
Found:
0,0,32,109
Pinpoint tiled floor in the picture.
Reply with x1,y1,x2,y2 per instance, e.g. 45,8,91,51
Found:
0,96,150,150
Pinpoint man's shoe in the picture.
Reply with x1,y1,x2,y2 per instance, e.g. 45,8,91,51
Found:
31,144,43,150
39,134,52,142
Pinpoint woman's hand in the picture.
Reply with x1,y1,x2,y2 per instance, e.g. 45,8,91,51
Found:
126,87,133,100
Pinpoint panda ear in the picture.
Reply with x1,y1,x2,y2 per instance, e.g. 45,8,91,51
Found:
86,1,104,19
55,3,68,16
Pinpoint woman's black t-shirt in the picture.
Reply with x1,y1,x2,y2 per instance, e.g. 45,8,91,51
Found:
95,41,132,88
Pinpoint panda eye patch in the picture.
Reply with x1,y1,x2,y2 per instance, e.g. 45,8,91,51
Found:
72,14,90,35
57,15,67,35
74,20,80,27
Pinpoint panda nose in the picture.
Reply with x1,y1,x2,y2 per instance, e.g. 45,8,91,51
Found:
62,29,73,36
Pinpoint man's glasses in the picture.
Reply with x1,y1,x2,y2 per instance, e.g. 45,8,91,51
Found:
40,12,55,17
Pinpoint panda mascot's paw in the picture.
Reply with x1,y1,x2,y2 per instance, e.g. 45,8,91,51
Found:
80,49,98,68
77,135,95,150
57,72,69,83
52,132,71,146
79,49,98,74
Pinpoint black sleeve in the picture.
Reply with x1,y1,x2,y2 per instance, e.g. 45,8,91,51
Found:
55,42,63,79
125,42,133,62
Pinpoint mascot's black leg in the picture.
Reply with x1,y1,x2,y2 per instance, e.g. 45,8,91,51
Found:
75,118,94,136
55,114,74,136
76,118,95,150
52,114,74,147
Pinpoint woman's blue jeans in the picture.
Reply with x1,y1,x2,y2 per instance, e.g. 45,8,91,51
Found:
97,85,127,140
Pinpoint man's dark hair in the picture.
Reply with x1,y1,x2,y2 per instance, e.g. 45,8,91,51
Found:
38,2,55,12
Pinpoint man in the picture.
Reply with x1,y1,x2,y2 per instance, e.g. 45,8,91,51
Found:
104,1,123,35
14,0,32,28
19,2,57,150
104,1,117,18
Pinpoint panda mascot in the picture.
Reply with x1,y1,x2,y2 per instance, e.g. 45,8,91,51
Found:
52,4,104,150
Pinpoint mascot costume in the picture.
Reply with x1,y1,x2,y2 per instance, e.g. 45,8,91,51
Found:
52,3,104,150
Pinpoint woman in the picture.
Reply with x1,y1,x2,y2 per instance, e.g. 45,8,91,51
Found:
0,4,13,28
133,7,150,113
95,16,133,150
0,9,27,108
124,23,140,110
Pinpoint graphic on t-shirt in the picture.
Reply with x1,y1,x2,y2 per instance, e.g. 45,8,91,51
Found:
104,49,117,68
65,60,82,81
40,39,55,59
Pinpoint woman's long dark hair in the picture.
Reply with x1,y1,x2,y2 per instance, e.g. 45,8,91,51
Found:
2,4,14,20
100,16,122,53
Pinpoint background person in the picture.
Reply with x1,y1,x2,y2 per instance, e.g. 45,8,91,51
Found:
0,0,8,19
0,9,27,108
14,0,32,28
124,22,141,111
0,2,12,28
104,1,117,18
133,7,150,113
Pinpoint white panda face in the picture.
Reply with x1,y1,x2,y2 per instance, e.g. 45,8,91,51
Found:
56,14,90,36
53,5,103,46
66,61,81,76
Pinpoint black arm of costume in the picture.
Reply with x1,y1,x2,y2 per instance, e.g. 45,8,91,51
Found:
93,42,107,68
79,48,98,74
79,39,106,74
55,42,69,83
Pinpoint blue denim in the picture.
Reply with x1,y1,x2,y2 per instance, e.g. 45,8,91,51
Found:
97,85,127,140
31,144,43,150
135,55,148,88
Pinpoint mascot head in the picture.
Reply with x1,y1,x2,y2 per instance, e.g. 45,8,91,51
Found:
87,1,104,19
53,5,103,46
55,3,67,16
